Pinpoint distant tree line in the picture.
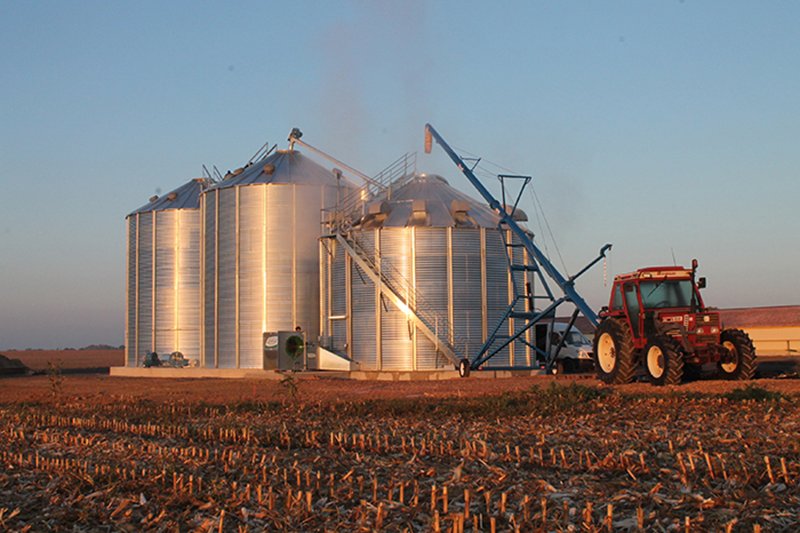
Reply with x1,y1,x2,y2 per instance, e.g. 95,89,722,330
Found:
16,344,124,351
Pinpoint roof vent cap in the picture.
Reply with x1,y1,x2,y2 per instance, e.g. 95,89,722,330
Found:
367,200,390,215
450,199,470,214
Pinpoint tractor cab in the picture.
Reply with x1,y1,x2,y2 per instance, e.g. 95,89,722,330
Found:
603,264,719,354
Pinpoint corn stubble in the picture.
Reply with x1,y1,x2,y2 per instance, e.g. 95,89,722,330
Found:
0,386,797,531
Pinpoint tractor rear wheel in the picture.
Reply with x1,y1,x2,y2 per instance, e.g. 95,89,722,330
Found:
593,318,636,384
718,329,756,380
643,336,684,386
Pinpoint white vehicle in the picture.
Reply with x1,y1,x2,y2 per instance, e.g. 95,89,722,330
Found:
534,322,594,374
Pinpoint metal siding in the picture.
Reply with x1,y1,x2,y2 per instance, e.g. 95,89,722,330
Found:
217,188,236,368
330,239,347,352
237,186,265,368
485,229,510,366
136,212,153,361
177,210,202,363
293,185,324,338
202,191,217,368
451,229,483,362
319,239,329,343
379,229,412,370
350,231,377,369
200,176,346,369
413,228,449,369
126,217,137,367
155,210,177,356
264,185,294,335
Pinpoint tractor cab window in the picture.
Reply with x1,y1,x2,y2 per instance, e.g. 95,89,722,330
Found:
611,285,623,310
639,279,694,309
624,283,640,318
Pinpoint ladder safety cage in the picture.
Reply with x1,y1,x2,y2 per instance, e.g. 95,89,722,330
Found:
424,123,612,373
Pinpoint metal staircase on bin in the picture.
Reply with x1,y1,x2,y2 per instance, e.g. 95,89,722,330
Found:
323,152,462,369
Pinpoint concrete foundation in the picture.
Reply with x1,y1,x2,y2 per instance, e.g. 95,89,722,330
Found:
110,366,546,381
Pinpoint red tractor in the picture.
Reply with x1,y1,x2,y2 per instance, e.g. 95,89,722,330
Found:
593,260,756,385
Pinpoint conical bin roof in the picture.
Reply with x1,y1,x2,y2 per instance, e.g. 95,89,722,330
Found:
359,173,501,229
128,178,210,216
209,149,345,190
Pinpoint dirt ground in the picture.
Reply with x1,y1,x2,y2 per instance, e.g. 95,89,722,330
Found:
3,371,800,405
1,349,123,371
1,373,799,531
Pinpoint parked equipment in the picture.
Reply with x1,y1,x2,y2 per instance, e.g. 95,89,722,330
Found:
594,260,756,385
537,322,594,374
263,331,307,371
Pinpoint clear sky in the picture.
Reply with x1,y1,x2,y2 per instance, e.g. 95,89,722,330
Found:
1,1,798,349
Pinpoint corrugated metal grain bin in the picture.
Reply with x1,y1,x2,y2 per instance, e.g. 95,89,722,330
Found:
125,178,209,367
201,149,352,369
320,173,535,371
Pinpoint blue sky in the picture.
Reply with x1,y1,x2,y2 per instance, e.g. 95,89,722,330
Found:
1,1,798,349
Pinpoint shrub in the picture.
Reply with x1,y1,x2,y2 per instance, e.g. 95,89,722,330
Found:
723,385,785,402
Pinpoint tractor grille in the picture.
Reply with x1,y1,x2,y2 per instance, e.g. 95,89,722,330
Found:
696,313,720,344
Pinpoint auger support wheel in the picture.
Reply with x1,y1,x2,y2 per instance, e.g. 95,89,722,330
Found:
458,358,471,378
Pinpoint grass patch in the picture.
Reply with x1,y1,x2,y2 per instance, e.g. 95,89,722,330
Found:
723,385,786,402
231,399,283,414
535,382,612,411
336,382,614,419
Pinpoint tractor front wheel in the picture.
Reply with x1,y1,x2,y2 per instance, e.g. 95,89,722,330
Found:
643,336,684,386
718,329,756,380
593,319,636,384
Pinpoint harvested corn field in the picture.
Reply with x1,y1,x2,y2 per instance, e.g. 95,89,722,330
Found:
1,378,799,531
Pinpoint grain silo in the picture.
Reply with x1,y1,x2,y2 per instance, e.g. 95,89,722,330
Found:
201,149,352,369
319,173,535,371
126,178,210,367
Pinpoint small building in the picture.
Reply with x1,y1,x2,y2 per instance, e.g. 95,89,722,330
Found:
720,305,800,356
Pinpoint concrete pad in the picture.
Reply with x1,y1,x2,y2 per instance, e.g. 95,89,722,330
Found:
110,366,550,381
110,367,351,380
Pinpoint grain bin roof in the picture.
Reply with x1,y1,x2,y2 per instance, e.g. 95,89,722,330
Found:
209,149,343,190
128,178,210,216
360,173,501,228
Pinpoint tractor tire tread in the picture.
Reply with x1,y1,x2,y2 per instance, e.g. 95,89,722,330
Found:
661,336,684,386
594,318,637,384
719,329,756,380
